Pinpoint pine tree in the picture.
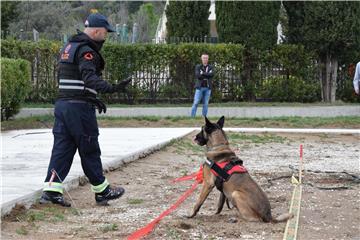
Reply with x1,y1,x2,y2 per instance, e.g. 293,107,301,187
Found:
216,1,280,50
282,1,305,44
1,1,19,38
216,1,280,101
165,1,210,41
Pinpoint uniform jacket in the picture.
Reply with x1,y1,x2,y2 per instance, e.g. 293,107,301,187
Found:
57,31,115,99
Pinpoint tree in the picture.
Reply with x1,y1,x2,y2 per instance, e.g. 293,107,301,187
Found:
301,2,360,102
216,1,280,101
165,1,210,41
216,1,280,50
127,1,143,15
8,1,73,40
282,1,305,44
1,1,19,38
131,3,160,43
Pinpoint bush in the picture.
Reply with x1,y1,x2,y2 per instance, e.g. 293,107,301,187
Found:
1,40,61,102
4,39,348,103
337,77,360,103
102,43,245,103
1,58,31,120
259,75,321,102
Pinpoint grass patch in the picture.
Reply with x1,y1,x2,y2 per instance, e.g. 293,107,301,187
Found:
98,223,118,233
127,198,144,205
2,115,54,131
2,115,360,131
51,213,65,223
171,138,203,155
15,226,28,235
165,226,182,240
228,132,288,144
16,207,67,223
69,208,81,216
23,101,357,108
22,210,46,222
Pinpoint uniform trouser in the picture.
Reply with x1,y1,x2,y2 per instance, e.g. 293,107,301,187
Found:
44,100,107,193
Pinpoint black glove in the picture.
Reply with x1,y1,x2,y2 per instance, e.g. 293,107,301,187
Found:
86,97,107,114
95,99,107,114
112,77,132,93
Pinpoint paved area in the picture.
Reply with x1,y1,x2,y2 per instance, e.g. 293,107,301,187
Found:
1,128,195,216
15,105,360,118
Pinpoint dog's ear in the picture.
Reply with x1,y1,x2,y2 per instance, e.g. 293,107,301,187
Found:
217,116,225,128
205,116,212,126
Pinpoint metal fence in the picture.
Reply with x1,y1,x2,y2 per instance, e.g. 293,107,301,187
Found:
25,53,351,103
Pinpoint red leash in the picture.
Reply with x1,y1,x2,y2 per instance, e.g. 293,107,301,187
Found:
127,167,203,240
171,166,203,183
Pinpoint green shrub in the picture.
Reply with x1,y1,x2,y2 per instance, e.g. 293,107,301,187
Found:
1,58,31,120
1,40,61,102
263,44,315,79
337,76,360,103
4,40,351,103
259,75,321,102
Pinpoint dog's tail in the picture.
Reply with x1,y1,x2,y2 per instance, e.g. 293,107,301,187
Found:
271,213,294,223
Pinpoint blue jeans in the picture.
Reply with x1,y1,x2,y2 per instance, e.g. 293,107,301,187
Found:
191,87,211,117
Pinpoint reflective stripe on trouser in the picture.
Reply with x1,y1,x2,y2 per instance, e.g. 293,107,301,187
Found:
43,182,63,194
91,179,109,193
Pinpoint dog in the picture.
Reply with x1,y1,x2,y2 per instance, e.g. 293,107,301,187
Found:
189,116,293,223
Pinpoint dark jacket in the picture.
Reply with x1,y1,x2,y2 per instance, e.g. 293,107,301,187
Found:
57,31,115,100
194,64,214,89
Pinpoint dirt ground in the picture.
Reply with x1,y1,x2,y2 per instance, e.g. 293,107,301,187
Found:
1,132,360,240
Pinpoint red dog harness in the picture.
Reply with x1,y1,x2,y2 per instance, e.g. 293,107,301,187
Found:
210,160,247,177
204,157,247,192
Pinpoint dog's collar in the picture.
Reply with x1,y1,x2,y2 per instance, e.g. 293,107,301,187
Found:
206,143,229,152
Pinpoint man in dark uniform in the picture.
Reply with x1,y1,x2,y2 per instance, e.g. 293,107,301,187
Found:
39,13,131,206
191,53,214,117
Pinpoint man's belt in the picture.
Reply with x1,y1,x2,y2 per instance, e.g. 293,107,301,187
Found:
58,96,107,114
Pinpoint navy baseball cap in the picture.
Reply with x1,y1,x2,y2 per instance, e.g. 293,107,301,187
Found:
84,13,115,32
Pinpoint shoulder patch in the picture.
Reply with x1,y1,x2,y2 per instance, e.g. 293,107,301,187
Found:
61,44,72,60
84,52,94,60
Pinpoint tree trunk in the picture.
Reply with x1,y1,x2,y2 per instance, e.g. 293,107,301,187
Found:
320,53,338,103
330,57,338,103
325,53,331,102
319,55,327,102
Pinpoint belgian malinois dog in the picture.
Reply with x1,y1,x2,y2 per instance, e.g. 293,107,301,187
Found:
189,116,293,223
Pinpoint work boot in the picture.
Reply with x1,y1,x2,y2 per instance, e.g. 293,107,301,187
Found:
39,191,71,207
95,186,125,206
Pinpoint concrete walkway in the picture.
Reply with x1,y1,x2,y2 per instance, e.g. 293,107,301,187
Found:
15,105,360,118
1,128,194,216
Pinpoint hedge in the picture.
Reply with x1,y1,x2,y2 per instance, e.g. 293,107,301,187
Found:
1,58,31,120
3,39,353,103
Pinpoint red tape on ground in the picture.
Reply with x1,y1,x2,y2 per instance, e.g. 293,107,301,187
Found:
127,167,203,240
